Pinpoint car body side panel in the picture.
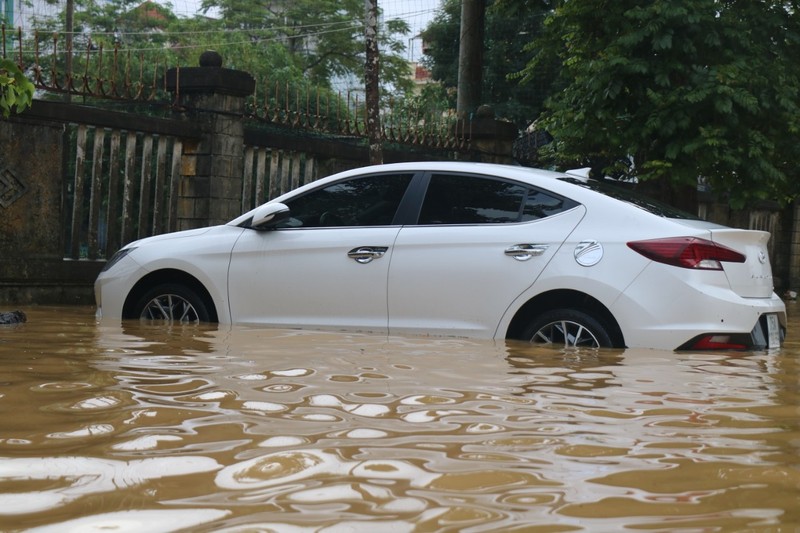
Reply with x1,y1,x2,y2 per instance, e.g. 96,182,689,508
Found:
228,226,402,332
494,240,649,338
387,207,586,338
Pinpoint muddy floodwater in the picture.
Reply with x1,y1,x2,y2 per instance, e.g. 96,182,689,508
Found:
0,305,798,532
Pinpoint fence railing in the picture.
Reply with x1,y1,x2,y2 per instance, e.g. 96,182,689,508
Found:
3,24,470,154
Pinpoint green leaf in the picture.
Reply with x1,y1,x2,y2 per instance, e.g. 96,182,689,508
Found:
0,59,34,118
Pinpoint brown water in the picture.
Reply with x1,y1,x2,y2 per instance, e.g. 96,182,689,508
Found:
0,305,798,532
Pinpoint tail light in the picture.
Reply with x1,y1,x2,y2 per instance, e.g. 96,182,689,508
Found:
683,334,749,350
627,237,745,270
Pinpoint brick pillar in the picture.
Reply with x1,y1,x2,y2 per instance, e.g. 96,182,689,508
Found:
166,51,255,230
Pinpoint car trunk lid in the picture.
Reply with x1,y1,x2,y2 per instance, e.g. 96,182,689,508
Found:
709,228,775,298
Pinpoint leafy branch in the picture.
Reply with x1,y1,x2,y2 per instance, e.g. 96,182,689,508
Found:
0,59,35,118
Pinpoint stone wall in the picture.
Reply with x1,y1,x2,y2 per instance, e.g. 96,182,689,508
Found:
0,116,99,304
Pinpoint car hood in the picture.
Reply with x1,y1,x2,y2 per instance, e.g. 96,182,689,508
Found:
125,227,217,249
710,228,776,298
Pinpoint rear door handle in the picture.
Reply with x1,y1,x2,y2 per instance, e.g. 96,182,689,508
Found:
505,243,549,261
348,246,389,264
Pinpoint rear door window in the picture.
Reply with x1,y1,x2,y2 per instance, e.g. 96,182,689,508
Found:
417,173,578,225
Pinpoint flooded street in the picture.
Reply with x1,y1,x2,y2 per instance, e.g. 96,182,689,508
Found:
1,305,799,532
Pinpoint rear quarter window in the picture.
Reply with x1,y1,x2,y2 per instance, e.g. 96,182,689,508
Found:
560,177,700,220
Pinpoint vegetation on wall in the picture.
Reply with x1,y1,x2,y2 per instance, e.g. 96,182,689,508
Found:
0,58,34,118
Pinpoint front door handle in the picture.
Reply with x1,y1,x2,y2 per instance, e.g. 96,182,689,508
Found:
505,243,549,261
348,246,389,264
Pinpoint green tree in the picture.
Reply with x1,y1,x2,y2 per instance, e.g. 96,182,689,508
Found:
421,0,556,127
26,0,414,102
0,59,34,118
19,0,373,131
525,0,800,207
23,0,183,97
197,0,414,95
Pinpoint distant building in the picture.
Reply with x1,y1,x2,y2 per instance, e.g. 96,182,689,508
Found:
1,0,62,31
411,62,431,93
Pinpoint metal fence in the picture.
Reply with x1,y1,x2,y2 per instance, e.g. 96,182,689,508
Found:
3,23,469,154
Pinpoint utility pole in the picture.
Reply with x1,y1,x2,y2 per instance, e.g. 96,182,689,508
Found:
364,0,383,164
456,0,485,120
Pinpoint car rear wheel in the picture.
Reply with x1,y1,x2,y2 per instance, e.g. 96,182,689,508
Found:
523,309,613,348
132,283,211,323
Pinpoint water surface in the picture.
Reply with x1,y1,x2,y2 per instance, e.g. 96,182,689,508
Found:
1,305,798,531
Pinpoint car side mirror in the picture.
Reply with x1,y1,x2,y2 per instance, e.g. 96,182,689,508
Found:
250,203,291,230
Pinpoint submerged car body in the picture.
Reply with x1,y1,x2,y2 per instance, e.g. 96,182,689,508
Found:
95,162,786,350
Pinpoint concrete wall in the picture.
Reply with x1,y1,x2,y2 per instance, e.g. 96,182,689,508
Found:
0,116,99,303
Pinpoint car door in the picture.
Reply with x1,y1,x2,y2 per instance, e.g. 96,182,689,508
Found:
388,172,585,338
227,172,414,331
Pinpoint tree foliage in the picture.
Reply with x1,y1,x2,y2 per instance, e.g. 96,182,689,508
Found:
0,59,35,118
30,0,415,101
196,0,414,95
524,0,800,207
421,0,556,127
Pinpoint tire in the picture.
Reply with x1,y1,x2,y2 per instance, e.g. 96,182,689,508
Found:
131,283,212,323
522,309,613,349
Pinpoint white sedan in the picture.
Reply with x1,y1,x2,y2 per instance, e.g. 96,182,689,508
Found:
95,162,786,350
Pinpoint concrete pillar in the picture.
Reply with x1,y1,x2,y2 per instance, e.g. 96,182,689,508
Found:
165,51,255,230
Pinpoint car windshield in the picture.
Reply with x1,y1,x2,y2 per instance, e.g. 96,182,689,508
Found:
560,177,700,220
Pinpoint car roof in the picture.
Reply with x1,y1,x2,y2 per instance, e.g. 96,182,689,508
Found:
275,161,582,200
326,161,568,182
228,161,697,226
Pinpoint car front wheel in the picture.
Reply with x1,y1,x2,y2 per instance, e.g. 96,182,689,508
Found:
523,309,613,349
132,283,211,323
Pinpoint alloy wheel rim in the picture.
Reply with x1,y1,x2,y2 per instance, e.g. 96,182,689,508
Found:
140,294,200,323
530,320,600,348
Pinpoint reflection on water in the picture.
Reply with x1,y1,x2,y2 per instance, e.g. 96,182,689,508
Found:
0,305,798,531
